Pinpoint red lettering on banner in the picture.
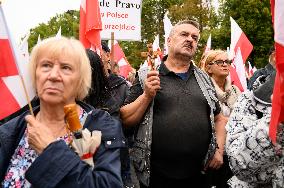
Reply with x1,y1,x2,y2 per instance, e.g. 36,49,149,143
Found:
104,24,136,31
106,11,128,19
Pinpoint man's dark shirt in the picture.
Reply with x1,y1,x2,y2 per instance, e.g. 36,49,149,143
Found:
124,61,220,181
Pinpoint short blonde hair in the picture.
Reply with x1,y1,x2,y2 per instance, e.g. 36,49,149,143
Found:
199,50,227,74
29,36,91,100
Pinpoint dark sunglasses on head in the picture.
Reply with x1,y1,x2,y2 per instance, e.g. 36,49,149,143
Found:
209,60,232,66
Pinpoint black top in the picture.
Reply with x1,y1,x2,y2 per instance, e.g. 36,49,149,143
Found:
124,61,220,180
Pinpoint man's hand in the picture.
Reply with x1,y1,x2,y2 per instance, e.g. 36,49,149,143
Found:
204,149,224,170
144,70,161,100
25,115,56,154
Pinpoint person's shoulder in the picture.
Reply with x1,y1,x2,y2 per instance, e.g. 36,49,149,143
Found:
85,109,123,140
108,74,127,87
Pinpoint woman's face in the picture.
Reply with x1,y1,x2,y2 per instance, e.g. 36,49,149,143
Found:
207,53,231,78
35,53,80,105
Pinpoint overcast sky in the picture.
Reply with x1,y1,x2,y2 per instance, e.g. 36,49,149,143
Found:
2,0,219,44
2,0,80,43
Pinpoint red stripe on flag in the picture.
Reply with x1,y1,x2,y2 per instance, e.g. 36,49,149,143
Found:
269,43,284,143
79,7,90,48
113,43,125,62
119,64,132,78
0,78,20,120
0,39,18,77
230,66,244,92
233,32,253,63
80,0,102,52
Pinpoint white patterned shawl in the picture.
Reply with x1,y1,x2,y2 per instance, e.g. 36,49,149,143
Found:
226,91,284,188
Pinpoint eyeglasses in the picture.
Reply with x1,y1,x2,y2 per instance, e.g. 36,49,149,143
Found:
209,60,232,66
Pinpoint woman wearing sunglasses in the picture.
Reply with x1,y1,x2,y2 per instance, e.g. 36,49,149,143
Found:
199,50,241,188
201,50,241,117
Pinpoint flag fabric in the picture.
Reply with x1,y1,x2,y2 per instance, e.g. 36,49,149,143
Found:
205,34,212,53
80,0,102,53
152,35,162,66
37,34,41,44
163,11,173,55
232,48,247,91
19,32,30,62
230,17,253,62
230,17,253,91
108,40,133,78
55,26,61,38
0,7,18,77
269,0,284,144
0,5,35,120
247,61,256,77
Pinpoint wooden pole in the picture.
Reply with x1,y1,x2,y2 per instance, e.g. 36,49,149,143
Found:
20,76,34,117
110,32,115,72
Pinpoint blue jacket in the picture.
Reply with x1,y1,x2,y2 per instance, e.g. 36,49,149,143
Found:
0,102,125,188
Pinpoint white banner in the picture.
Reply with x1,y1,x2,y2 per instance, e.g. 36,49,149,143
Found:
99,0,142,41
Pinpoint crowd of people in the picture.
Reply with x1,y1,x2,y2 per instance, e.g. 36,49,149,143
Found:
0,19,282,188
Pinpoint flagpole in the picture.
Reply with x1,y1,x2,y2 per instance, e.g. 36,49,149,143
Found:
110,32,115,72
0,2,34,116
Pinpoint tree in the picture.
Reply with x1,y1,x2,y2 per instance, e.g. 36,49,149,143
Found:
168,0,219,64
28,10,79,51
212,0,273,68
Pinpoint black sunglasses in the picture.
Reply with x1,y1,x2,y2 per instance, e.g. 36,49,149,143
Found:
209,60,232,66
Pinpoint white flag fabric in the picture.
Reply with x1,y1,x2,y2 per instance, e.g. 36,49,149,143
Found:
205,34,211,52
163,11,172,55
233,47,247,91
0,5,35,120
37,34,41,44
19,32,30,62
55,26,61,38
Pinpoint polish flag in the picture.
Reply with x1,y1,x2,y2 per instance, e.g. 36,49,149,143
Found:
108,40,133,78
247,61,256,77
205,34,212,53
19,32,30,62
79,0,102,52
152,35,163,66
233,48,247,91
55,26,61,38
269,0,284,144
230,17,253,91
163,11,173,55
0,5,35,120
230,17,253,62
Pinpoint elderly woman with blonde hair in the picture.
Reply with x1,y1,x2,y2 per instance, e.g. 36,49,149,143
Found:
0,37,124,188
200,50,241,117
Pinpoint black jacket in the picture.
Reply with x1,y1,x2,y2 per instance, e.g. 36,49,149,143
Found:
105,74,130,118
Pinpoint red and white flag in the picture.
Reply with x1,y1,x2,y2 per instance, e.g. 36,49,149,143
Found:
19,32,30,62
269,0,284,144
205,34,212,53
152,35,162,66
230,17,253,91
163,11,173,55
247,61,256,77
108,40,133,78
233,47,247,91
79,0,102,52
0,5,35,120
55,26,61,38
